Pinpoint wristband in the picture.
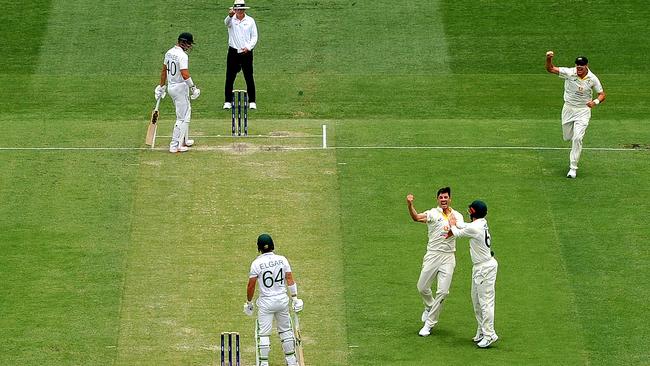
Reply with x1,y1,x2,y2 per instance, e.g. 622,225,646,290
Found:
288,283,297,297
184,77,195,88
592,99,600,105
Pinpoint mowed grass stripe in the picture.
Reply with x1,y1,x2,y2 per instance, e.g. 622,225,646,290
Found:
0,0,52,75
0,152,140,365
540,153,650,365
116,148,348,365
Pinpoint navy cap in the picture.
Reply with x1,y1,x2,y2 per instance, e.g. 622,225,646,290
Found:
575,56,588,66
178,32,194,44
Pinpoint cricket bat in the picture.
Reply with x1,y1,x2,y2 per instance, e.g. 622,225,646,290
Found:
293,312,305,366
145,97,162,147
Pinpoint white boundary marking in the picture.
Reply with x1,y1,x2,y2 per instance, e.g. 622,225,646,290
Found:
0,146,646,152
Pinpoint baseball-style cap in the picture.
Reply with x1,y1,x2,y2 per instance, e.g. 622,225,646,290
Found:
257,233,274,252
575,56,589,66
178,32,194,44
468,200,488,219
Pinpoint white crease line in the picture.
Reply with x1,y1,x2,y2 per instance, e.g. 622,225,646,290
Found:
0,146,646,152
334,146,646,152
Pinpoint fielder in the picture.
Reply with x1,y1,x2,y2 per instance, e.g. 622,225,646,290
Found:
449,200,499,348
244,234,304,366
155,32,201,153
407,187,464,337
545,51,606,178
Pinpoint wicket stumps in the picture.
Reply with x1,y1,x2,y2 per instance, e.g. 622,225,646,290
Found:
231,90,248,136
220,332,240,366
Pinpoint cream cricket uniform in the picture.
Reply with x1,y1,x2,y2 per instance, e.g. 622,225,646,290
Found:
451,218,498,339
164,45,192,150
419,207,464,328
249,252,296,364
558,67,604,170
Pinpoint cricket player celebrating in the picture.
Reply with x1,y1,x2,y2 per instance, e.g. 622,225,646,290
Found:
244,234,303,366
407,187,464,337
545,51,606,178
448,200,499,348
155,32,201,153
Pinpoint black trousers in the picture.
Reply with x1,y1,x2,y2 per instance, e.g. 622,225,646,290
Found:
225,47,256,103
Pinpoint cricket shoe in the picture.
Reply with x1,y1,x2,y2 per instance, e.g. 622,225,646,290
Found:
418,324,432,337
169,146,189,153
249,102,257,110
421,307,431,322
473,328,484,342
477,335,498,348
566,168,577,179
223,102,232,109
184,139,194,147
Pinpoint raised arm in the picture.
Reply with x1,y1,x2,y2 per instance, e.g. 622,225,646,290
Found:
225,8,234,26
407,194,428,223
545,50,559,74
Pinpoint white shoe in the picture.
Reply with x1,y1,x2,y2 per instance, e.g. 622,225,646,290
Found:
249,102,257,109
566,168,577,179
184,139,194,147
477,335,498,348
421,307,431,322
418,324,432,337
472,333,484,342
223,102,232,109
169,146,189,153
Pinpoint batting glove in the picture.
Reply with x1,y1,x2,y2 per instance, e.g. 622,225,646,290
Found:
292,298,304,313
154,85,166,100
190,86,200,100
243,301,254,316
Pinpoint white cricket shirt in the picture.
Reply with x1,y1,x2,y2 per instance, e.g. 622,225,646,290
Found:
424,207,464,253
224,14,258,52
451,218,492,265
164,46,189,85
558,67,603,108
249,252,292,297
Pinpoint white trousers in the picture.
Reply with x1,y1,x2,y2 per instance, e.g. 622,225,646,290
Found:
256,295,297,366
417,251,455,328
471,257,498,338
256,295,292,335
561,104,591,170
168,83,191,149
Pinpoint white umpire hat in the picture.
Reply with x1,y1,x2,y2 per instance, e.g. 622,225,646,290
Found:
232,0,250,9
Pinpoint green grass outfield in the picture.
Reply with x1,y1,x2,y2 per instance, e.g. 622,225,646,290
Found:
1,0,649,365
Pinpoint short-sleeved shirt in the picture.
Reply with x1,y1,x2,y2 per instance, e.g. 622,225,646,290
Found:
451,218,492,265
558,67,603,108
163,46,189,85
249,252,292,297
424,207,464,253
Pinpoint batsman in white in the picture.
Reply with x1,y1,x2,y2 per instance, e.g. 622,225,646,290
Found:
154,32,201,153
545,51,606,178
407,187,464,337
449,200,499,348
244,234,303,366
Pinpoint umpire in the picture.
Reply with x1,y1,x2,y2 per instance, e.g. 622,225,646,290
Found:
223,0,258,110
